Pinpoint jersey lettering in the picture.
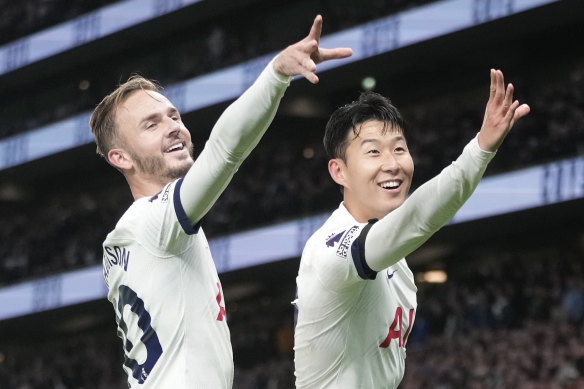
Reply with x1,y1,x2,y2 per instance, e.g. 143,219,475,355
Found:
116,285,163,384
379,307,414,348
216,282,226,321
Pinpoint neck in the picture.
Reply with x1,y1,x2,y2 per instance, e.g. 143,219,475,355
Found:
126,174,169,200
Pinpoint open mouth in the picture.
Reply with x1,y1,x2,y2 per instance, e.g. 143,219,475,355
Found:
378,180,401,190
165,142,184,153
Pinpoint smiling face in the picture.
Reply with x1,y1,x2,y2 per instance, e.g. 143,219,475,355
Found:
329,120,414,222
111,89,194,186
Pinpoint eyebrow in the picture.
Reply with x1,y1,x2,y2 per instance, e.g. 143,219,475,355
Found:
139,113,161,127
138,107,179,126
359,138,380,147
359,135,406,146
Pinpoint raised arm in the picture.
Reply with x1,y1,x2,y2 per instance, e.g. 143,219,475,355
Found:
180,15,352,224
363,69,530,272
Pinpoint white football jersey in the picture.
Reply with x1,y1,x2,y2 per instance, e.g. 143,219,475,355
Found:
103,179,232,388
294,136,495,389
294,204,417,389
101,58,291,388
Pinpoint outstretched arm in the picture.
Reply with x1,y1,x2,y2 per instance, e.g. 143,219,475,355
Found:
362,69,530,272
180,15,352,225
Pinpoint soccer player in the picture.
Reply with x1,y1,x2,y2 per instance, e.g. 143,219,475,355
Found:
293,69,530,388
89,15,351,389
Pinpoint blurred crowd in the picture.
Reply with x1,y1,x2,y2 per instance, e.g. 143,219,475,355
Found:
400,236,584,389
1,227,583,388
1,1,584,388
0,0,118,46
0,0,432,140
1,58,583,286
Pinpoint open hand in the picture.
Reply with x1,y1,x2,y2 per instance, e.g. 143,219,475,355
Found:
478,69,530,152
273,15,353,84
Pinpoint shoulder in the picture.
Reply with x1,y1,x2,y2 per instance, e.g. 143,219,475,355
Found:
108,181,179,240
305,207,359,253
320,205,365,248
300,208,367,286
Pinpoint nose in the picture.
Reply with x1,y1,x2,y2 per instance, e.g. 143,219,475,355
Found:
380,153,400,173
165,117,182,137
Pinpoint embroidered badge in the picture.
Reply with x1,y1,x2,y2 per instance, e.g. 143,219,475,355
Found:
336,225,358,259
326,231,345,248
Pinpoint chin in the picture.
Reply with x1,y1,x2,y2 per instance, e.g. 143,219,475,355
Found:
166,162,192,179
176,165,193,178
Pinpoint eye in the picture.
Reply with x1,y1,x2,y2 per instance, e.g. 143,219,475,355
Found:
169,109,181,122
367,149,380,155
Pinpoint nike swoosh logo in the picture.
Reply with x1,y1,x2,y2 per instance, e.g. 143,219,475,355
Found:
387,270,397,280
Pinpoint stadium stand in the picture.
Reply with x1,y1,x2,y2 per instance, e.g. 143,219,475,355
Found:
0,0,583,387
1,220,583,387
0,0,435,140
1,53,582,286
0,0,119,46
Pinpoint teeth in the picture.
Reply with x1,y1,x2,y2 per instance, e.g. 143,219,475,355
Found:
166,143,183,152
381,181,399,189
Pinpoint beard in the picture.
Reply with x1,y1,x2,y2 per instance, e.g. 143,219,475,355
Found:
130,143,194,181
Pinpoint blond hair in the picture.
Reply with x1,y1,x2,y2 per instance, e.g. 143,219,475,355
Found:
89,75,161,158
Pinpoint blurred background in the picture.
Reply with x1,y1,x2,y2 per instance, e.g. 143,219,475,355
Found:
0,0,583,387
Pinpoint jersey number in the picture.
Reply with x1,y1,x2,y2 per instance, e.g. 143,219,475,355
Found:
379,307,414,348
116,285,163,384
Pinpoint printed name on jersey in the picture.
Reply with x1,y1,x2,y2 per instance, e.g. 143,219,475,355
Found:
103,245,130,287
331,225,359,259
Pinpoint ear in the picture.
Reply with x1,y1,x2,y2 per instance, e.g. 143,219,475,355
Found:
328,158,347,188
108,148,133,171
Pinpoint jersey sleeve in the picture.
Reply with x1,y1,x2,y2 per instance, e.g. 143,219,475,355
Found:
305,222,372,291
106,180,195,256
364,135,495,271
173,177,202,235
350,219,379,280
179,59,291,225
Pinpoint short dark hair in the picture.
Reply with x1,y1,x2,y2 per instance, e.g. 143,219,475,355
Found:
323,91,405,161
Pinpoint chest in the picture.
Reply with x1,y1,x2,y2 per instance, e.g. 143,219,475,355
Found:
372,260,417,307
